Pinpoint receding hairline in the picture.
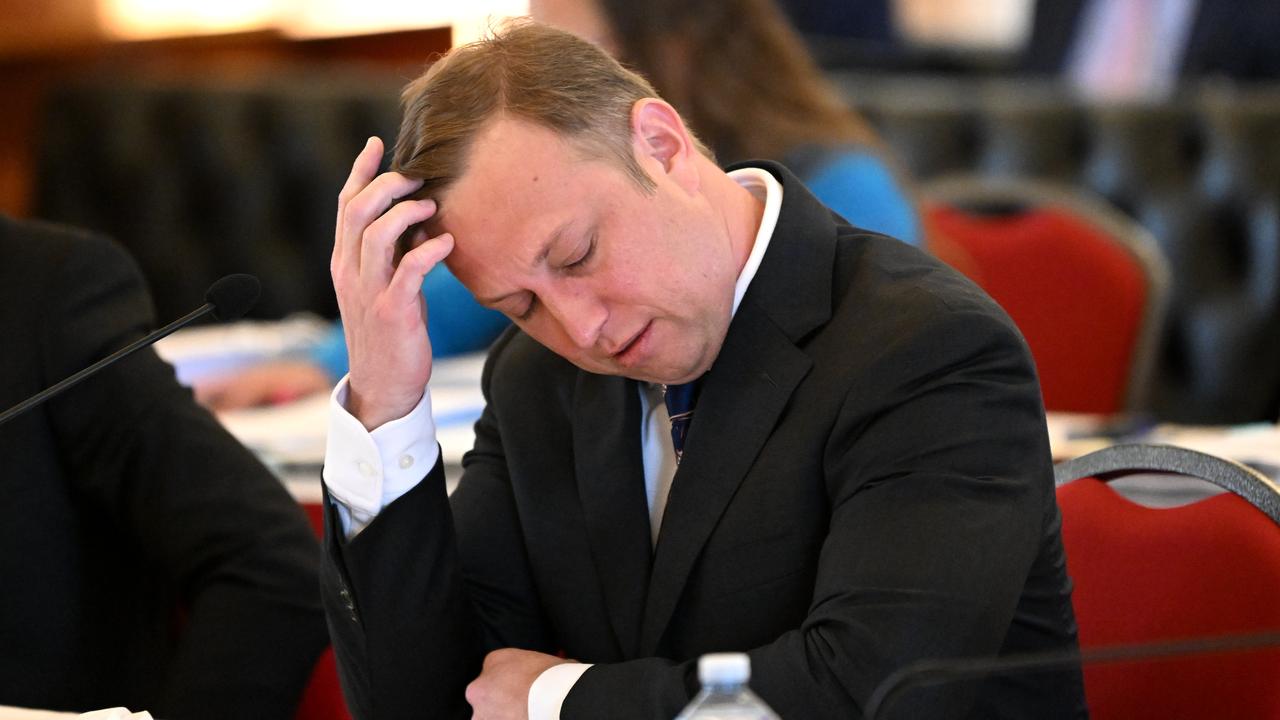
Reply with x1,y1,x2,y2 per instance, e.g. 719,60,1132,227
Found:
413,104,659,221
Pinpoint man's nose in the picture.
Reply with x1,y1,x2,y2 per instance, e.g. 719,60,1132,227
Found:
543,287,606,350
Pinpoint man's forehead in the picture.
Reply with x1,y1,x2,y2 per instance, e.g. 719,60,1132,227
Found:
466,115,594,182
434,143,583,299
435,179,569,254
443,215,579,307
434,117,630,247
436,119,580,227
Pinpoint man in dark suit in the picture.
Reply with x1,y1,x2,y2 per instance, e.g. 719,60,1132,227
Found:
0,215,329,718
321,20,1085,719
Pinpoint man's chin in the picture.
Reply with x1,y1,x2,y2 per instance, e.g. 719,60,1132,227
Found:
566,347,712,385
625,361,710,386
570,363,695,386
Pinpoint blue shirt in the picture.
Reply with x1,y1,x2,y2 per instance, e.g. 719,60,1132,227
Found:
797,149,922,246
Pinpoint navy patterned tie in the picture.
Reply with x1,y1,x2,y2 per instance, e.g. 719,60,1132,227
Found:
663,381,700,464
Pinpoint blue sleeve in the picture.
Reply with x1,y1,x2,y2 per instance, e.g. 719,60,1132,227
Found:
420,264,511,357
802,151,923,246
309,265,510,380
310,323,352,381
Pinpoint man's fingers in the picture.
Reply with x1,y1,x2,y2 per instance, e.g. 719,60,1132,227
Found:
390,232,454,303
337,137,383,210
333,138,427,283
341,172,428,241
336,173,427,288
334,137,385,270
358,198,439,291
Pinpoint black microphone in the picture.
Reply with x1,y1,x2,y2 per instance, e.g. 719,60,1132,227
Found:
863,630,1280,720
0,273,260,426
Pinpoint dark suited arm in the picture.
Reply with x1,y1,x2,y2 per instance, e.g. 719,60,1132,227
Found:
322,462,481,720
563,302,1067,719
44,237,328,720
322,328,555,719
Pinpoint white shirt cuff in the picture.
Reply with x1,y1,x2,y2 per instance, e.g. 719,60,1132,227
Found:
528,663,593,720
322,375,439,537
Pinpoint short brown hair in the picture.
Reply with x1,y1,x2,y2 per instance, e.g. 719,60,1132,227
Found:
392,19,707,202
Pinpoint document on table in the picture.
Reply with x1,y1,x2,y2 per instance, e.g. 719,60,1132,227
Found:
154,314,332,386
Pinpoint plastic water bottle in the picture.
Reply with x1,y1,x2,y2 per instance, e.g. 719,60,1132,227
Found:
674,653,781,720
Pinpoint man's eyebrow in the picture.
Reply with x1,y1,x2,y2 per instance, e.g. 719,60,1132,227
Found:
474,219,573,307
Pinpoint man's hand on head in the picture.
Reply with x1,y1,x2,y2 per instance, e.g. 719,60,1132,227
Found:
466,648,571,720
331,136,455,430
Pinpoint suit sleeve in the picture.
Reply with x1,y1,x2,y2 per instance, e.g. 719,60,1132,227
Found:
42,237,329,720
563,300,1060,719
321,327,555,720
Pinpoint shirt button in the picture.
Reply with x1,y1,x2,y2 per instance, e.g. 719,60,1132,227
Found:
357,460,376,477
398,454,414,469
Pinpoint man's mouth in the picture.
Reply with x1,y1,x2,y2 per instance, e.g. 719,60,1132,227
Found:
611,321,653,366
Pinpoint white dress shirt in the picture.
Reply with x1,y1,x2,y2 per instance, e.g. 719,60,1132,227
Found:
323,167,783,719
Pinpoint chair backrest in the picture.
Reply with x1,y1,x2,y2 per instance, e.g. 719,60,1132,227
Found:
838,75,1280,424
924,176,1169,415
1055,443,1280,719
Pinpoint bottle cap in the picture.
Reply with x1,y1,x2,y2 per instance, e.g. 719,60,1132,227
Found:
698,653,751,685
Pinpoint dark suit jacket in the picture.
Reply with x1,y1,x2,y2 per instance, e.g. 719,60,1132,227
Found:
0,216,328,718
322,163,1086,719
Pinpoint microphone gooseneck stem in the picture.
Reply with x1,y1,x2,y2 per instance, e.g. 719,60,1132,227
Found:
864,630,1280,720
0,302,214,427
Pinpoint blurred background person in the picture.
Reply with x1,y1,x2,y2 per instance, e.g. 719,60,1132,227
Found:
1021,0,1280,99
0,214,328,718
531,0,924,247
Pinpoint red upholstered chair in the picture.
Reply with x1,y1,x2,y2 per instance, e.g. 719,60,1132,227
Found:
924,177,1169,415
303,499,326,537
296,647,353,720
1055,444,1280,719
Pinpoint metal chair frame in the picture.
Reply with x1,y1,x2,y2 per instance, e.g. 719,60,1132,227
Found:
1054,442,1280,523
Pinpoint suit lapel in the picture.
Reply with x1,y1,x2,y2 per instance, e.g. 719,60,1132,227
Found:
572,372,652,659
638,161,837,655
639,308,812,655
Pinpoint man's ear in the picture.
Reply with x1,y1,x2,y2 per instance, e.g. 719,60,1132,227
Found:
631,99,698,192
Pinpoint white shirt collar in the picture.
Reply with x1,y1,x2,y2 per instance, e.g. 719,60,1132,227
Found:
642,166,782,393
727,166,784,317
